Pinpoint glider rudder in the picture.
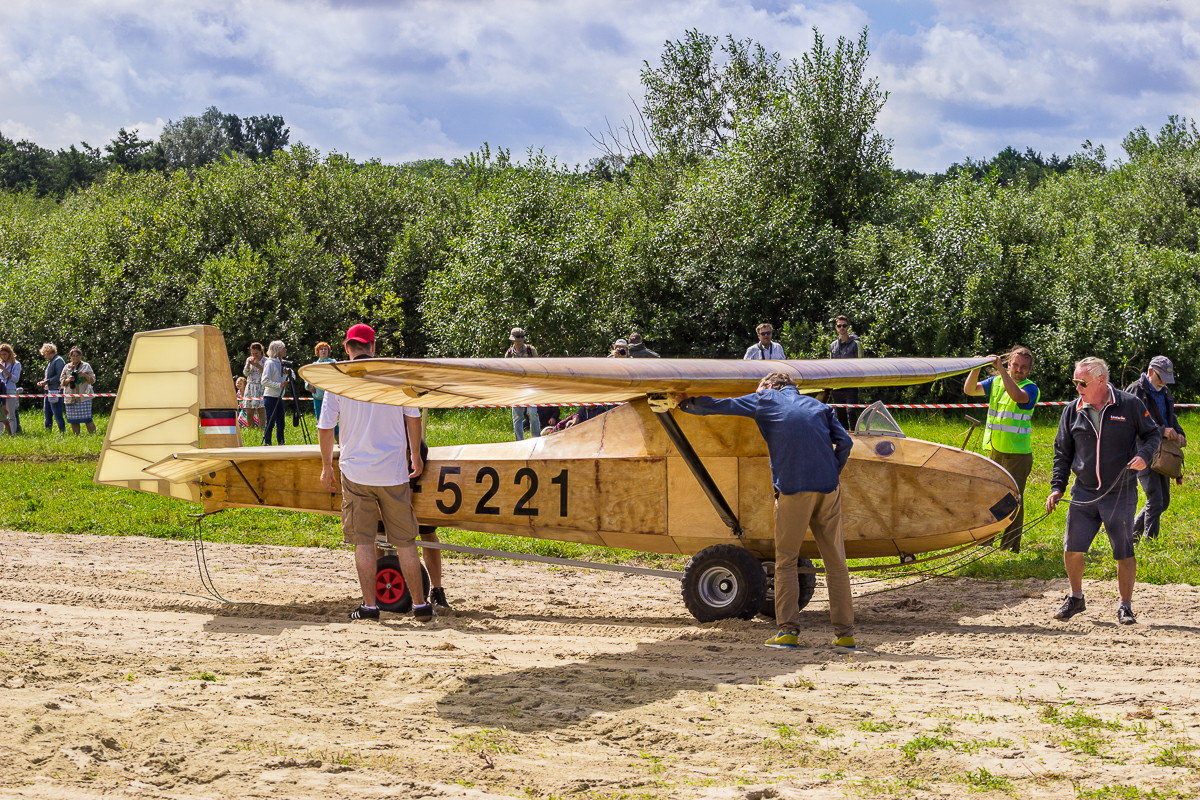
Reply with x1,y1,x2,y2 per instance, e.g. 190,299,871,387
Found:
94,325,240,500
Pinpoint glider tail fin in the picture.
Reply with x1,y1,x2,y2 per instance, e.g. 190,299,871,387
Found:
94,324,240,501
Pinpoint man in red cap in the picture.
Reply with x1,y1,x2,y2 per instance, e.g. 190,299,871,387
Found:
319,323,433,622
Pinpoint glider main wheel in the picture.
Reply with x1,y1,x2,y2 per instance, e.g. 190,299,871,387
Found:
681,544,768,622
375,555,430,613
759,558,816,619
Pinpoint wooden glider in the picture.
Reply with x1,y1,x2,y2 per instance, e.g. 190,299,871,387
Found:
97,325,1018,623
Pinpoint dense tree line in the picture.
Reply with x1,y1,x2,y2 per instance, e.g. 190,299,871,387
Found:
0,107,288,196
1,31,1198,402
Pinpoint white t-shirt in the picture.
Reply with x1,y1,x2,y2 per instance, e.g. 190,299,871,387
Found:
318,392,421,487
743,342,786,360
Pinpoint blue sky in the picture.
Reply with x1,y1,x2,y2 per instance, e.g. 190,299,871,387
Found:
2,0,1196,173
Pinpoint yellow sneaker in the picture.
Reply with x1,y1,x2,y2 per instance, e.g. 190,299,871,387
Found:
765,630,799,649
833,636,857,650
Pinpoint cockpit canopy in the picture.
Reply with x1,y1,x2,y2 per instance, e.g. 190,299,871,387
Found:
854,400,906,438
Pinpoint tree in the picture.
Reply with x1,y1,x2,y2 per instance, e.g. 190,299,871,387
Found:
48,143,105,194
244,115,290,160
104,128,156,171
639,29,781,158
159,107,233,168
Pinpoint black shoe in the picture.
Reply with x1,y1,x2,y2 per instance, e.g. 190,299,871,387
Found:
429,587,454,616
1054,595,1086,620
412,603,434,623
1118,605,1137,625
349,604,380,620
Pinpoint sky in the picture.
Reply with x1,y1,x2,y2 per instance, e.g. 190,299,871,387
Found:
1,0,1197,173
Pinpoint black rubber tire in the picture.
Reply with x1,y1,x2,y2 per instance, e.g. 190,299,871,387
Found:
681,544,768,622
375,555,430,613
759,558,816,619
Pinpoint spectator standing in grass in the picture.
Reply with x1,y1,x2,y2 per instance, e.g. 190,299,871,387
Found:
743,323,785,360
242,342,265,428
235,376,250,428
627,332,659,358
1125,356,1186,541
963,346,1039,552
260,340,289,445
0,343,21,435
828,315,863,431
60,346,97,435
505,328,541,441
1045,357,1159,626
305,341,336,423
36,343,66,433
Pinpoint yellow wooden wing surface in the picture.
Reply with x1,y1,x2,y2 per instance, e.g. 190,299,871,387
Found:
298,356,991,408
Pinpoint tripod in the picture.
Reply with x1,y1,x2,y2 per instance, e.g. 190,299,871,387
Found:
262,367,310,445
287,367,312,444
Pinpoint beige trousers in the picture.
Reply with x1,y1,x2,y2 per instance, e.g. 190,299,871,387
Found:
775,487,854,636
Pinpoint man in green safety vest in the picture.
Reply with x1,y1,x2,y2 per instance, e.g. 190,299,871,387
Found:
964,346,1039,551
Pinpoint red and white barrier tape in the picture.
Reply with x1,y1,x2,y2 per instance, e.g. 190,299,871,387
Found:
0,393,117,398
1,394,1196,409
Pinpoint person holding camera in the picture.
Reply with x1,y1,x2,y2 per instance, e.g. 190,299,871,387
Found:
36,343,66,433
61,346,97,435
260,340,290,446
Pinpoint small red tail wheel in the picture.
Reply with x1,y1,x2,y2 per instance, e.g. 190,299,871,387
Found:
375,555,429,613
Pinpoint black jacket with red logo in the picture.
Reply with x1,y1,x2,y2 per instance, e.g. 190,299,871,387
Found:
1051,386,1161,494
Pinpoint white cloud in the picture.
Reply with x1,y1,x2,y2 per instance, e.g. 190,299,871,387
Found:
877,0,1200,170
0,0,1196,172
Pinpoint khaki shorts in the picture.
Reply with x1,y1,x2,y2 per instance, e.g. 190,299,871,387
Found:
340,476,419,548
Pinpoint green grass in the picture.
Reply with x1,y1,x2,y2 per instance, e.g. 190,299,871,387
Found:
2,406,1199,582
897,410,1200,585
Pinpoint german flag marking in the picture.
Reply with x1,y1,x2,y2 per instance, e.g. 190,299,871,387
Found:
199,409,238,436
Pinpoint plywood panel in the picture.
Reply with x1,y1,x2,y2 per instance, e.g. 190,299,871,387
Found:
597,458,666,536
924,448,1019,486
737,456,774,541
667,455,740,539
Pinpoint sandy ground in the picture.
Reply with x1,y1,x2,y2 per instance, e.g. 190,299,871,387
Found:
1,530,1198,800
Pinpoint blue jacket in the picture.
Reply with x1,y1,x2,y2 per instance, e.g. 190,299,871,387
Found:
681,386,852,494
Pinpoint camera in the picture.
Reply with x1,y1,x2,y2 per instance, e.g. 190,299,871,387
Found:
279,359,299,372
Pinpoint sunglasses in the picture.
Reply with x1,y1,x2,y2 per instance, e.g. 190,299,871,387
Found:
759,330,773,335
836,323,849,328
1071,378,1088,388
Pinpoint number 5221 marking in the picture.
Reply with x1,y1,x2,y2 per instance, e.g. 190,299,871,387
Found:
427,466,569,518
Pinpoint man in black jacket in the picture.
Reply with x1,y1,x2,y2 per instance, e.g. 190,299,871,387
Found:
1046,357,1160,625
1125,356,1186,541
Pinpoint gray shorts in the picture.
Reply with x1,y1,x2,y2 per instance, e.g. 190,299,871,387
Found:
1064,480,1138,560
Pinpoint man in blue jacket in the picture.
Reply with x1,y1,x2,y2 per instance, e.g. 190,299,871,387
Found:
680,372,856,650
1045,357,1160,625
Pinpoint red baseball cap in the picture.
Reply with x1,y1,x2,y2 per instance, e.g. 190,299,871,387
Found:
344,323,376,344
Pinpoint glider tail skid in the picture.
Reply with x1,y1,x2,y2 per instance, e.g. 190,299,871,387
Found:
94,324,241,501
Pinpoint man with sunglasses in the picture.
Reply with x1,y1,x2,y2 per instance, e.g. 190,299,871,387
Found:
743,323,785,360
828,316,862,430
1045,357,1160,625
